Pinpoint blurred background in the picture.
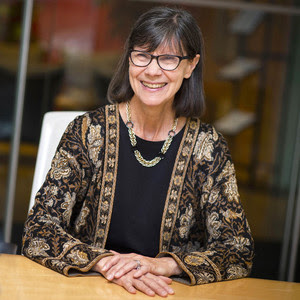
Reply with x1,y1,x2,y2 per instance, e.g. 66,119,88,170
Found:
0,0,299,282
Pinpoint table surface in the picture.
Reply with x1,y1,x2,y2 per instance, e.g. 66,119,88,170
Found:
0,254,299,300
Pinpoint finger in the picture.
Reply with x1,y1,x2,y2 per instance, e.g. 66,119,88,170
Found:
96,256,113,271
133,279,155,297
140,275,171,297
101,255,121,272
106,260,129,280
133,265,150,278
114,260,140,279
121,279,137,295
103,253,137,272
143,273,174,296
110,250,119,255
158,275,173,284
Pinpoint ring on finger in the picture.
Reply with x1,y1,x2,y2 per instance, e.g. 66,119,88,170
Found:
134,259,141,270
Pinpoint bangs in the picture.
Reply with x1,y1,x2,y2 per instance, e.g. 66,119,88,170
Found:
145,36,184,56
129,19,185,55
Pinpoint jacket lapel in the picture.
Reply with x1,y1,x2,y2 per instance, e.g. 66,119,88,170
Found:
94,104,119,247
159,118,200,252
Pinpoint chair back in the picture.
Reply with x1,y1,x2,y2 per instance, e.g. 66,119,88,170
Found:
29,111,85,211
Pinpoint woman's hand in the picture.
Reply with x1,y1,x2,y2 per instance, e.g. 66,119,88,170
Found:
93,252,182,281
110,269,174,297
93,256,174,297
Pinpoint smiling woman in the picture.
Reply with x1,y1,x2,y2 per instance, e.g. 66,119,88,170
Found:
22,6,254,298
107,6,205,119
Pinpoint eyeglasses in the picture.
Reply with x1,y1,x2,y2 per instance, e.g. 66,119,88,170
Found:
129,50,190,71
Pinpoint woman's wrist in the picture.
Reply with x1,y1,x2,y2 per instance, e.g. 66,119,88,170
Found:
91,261,101,273
159,257,182,276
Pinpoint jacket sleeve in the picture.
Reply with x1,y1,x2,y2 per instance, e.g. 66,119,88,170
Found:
157,127,254,285
21,114,113,276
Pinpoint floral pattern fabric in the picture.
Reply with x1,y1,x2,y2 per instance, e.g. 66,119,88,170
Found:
22,104,254,284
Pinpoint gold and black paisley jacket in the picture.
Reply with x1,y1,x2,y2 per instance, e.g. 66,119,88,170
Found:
22,104,254,285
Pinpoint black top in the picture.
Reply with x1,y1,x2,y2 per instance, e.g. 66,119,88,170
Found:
105,116,184,257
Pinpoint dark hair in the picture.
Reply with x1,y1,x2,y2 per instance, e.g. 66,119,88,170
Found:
107,6,205,118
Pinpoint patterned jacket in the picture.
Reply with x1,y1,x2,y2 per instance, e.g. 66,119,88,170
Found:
22,104,254,285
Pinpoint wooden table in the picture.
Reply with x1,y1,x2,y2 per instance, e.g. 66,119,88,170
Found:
0,254,299,299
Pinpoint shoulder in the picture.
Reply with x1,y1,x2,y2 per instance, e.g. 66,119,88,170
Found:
191,119,229,163
67,104,118,132
189,119,226,146
196,121,219,137
63,104,117,147
73,105,110,125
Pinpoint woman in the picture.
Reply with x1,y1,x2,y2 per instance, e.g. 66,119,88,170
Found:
22,6,254,297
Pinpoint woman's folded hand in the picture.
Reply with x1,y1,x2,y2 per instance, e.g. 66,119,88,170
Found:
95,251,182,280
111,270,174,297
92,251,182,296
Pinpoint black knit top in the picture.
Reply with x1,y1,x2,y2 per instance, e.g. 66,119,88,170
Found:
106,116,184,257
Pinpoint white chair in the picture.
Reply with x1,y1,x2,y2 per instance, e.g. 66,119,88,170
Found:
28,111,85,211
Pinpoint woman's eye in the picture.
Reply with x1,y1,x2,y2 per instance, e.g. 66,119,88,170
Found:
160,55,178,63
136,53,149,60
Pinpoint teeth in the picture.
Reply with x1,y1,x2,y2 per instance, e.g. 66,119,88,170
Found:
142,82,166,89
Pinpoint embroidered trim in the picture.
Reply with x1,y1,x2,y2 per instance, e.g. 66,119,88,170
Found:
81,115,89,146
200,254,222,281
159,118,200,252
42,240,82,265
94,105,119,247
103,105,120,247
63,252,113,276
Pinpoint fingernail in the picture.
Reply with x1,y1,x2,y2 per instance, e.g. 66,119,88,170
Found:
161,291,168,297
168,288,174,294
107,274,113,280
101,265,108,271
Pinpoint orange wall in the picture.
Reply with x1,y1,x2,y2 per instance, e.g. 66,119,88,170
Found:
36,0,123,61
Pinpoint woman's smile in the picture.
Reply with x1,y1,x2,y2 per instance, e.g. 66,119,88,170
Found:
141,81,167,89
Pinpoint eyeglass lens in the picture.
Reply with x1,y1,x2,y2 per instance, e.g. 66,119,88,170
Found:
131,51,180,70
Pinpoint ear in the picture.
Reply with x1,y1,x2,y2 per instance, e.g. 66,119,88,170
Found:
184,54,200,79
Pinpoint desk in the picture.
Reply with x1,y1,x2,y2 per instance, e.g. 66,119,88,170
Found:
0,254,299,300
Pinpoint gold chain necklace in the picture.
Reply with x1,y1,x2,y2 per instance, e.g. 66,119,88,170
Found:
125,102,178,167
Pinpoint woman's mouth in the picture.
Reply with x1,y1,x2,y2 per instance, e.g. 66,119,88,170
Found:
142,81,167,89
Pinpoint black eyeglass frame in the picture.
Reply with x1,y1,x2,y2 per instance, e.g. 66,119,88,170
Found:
129,50,191,71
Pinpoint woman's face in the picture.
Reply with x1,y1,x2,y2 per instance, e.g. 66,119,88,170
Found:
128,44,199,110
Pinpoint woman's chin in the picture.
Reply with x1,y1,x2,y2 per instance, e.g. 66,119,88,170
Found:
132,94,174,109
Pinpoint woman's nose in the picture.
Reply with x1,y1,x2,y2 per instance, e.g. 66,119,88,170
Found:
144,58,162,75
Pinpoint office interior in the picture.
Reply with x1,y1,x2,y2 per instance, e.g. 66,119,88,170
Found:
0,0,299,283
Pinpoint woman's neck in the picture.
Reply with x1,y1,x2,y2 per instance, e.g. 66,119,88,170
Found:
119,100,186,141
